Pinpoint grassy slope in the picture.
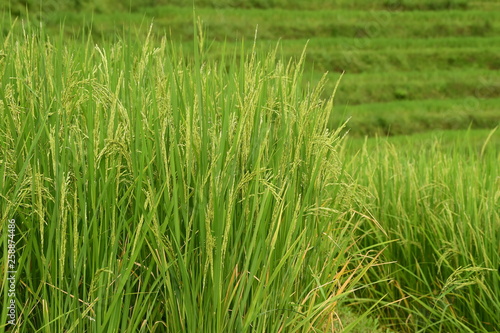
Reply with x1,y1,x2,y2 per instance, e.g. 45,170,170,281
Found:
16,2,499,136
336,98,500,136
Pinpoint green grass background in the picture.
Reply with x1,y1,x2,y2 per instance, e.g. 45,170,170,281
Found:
4,0,499,136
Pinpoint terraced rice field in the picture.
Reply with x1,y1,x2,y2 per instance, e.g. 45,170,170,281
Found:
21,0,500,136
1,1,499,332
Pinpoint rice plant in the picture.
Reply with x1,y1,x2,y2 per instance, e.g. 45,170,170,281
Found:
343,129,500,332
0,21,381,332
